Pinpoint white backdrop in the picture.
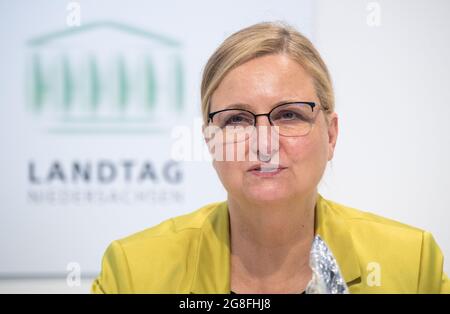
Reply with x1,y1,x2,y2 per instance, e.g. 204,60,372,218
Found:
0,0,314,277
316,0,450,275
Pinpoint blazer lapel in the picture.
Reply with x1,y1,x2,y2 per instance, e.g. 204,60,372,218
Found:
190,194,361,293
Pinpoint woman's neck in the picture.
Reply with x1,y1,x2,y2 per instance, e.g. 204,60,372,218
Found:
228,191,317,293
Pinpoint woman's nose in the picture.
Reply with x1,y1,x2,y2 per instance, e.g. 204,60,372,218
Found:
250,116,280,162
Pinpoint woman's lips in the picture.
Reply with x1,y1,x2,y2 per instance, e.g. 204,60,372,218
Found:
248,165,287,177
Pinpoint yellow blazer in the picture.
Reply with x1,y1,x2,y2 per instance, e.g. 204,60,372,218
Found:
91,194,449,293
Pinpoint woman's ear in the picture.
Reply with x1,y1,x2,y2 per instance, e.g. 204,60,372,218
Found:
202,124,207,142
202,123,215,155
326,112,339,161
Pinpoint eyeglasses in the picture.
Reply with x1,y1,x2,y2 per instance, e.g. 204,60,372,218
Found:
207,102,323,143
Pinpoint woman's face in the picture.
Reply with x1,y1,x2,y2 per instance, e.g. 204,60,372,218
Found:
208,54,338,204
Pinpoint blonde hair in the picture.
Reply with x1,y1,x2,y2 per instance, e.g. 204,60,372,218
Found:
200,21,334,125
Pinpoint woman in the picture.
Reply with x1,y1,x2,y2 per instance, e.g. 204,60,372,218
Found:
91,22,449,294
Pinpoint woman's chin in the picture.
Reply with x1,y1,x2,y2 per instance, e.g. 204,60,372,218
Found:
243,186,291,203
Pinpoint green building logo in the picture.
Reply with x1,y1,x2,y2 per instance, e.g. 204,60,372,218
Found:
26,21,184,134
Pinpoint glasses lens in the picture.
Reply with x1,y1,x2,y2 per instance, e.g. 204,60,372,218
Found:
212,110,254,128
210,110,255,143
270,103,315,136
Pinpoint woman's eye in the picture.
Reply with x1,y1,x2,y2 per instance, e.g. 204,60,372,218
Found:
279,111,303,120
282,112,295,119
225,115,251,125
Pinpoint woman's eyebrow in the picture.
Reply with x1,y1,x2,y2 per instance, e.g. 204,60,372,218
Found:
223,103,251,110
223,99,300,111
